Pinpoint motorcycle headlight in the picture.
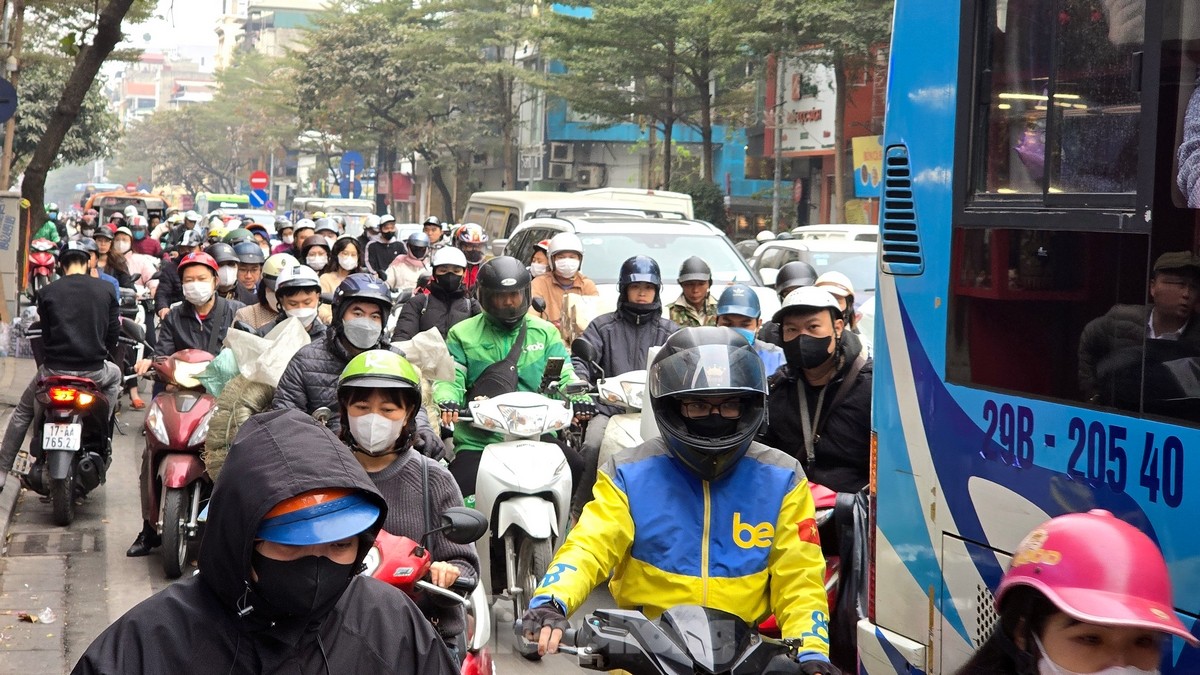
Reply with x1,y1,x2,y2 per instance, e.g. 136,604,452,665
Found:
497,405,549,436
144,403,170,445
186,407,216,448
621,382,644,410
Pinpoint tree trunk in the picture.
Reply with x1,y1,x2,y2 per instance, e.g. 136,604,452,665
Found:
645,119,656,188
501,74,516,189
21,0,137,232
699,48,714,182
662,117,674,190
427,161,453,218
831,51,848,223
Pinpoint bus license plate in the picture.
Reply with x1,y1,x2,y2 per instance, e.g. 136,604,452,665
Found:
43,423,81,451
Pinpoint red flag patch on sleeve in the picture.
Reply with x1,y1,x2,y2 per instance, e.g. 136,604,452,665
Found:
797,517,821,545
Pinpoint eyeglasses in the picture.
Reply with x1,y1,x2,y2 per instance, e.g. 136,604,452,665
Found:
679,399,742,419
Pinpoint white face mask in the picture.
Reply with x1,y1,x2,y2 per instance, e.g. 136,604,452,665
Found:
306,255,328,270
285,306,318,326
1035,635,1159,675
282,234,294,245
349,413,405,456
338,255,358,271
555,257,581,278
182,281,214,306
529,262,548,277
217,266,238,288
113,240,131,254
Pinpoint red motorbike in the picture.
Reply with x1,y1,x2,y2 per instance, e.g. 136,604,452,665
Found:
143,349,216,579
361,507,492,674
25,238,58,304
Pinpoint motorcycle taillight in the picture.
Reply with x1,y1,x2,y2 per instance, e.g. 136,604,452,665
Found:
49,386,94,406
867,431,878,624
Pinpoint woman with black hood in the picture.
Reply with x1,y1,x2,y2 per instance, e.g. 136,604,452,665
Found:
73,408,458,674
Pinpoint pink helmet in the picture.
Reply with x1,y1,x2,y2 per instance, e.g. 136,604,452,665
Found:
996,510,1197,645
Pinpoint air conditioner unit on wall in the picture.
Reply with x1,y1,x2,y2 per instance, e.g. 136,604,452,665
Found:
549,162,572,180
550,142,574,163
471,152,495,168
575,164,606,188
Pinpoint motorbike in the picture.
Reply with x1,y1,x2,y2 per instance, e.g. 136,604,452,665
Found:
24,238,59,306
361,507,494,674
142,349,217,578
15,326,126,526
571,336,647,468
459,357,587,654
517,604,799,675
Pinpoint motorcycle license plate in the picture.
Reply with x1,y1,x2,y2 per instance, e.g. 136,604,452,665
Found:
11,450,32,475
43,423,81,451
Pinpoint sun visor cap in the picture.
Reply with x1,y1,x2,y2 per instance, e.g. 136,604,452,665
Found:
649,342,767,399
256,489,381,546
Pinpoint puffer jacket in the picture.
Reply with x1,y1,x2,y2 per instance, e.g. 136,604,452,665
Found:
572,306,677,416
1078,303,1200,404
271,331,436,438
391,286,480,341
761,330,872,494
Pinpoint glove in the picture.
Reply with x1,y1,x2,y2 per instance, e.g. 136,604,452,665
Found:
572,401,597,419
520,602,570,639
438,401,461,414
413,424,446,459
797,653,839,675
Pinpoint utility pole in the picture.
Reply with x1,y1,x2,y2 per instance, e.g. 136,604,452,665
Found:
771,52,785,233
0,0,23,190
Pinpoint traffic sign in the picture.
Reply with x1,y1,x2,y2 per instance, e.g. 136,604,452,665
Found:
0,78,16,124
339,151,365,178
125,182,137,192
249,170,269,191
248,189,269,208
338,178,362,199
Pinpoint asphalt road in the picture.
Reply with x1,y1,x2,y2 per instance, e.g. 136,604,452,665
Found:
0,403,610,674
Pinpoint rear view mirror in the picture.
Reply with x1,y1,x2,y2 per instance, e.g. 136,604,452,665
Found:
531,296,547,314
759,268,779,288
311,407,333,426
438,506,489,544
571,337,599,363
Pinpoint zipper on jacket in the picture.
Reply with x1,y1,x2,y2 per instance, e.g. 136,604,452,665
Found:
701,480,711,604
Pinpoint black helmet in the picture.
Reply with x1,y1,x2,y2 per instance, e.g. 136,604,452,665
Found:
332,273,393,330
204,242,239,266
232,241,266,265
422,215,442,228
775,261,818,297
60,240,94,267
618,255,663,319
477,256,532,329
678,256,711,284
648,327,767,482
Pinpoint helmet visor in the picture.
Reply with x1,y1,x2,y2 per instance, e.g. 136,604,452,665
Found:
480,285,531,326
649,343,767,399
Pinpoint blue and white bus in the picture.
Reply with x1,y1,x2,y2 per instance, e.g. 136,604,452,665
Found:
862,1,1200,672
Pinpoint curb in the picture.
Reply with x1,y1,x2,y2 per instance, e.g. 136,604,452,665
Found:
0,406,21,548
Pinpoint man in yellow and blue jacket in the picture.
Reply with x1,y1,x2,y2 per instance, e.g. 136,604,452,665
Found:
521,326,836,674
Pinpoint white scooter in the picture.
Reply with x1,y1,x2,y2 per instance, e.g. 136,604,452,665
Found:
571,338,654,464
459,361,585,640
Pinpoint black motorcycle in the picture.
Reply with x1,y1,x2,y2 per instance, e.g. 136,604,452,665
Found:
520,605,802,675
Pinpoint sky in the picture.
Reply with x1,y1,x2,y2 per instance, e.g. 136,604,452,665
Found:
126,1,224,66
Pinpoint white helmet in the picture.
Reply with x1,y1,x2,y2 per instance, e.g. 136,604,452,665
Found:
756,230,776,243
548,232,584,259
431,246,467,269
294,218,316,230
771,286,842,324
184,210,200,222
379,214,397,226
814,271,855,298
123,205,140,218
274,264,322,293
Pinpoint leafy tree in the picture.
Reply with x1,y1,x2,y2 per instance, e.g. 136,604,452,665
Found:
673,174,727,228
12,53,119,175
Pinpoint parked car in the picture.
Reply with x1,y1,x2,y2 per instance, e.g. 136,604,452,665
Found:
789,223,879,243
504,214,780,325
750,239,877,303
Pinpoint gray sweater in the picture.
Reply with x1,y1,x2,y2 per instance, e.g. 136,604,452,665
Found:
367,450,479,640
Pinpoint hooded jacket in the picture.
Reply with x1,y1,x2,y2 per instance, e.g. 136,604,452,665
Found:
761,330,873,493
572,305,678,416
72,409,457,675
391,283,481,342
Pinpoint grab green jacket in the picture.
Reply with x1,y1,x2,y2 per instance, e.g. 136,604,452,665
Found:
434,313,582,453
34,219,60,243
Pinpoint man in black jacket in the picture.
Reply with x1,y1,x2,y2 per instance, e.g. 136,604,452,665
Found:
760,286,872,494
366,215,405,274
0,241,121,491
570,255,678,516
391,246,480,341
154,231,203,320
73,409,458,674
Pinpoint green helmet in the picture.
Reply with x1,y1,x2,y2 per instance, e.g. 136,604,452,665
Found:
338,349,421,395
223,228,254,245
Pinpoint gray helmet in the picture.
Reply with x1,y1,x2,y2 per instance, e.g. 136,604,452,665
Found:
678,256,711,284
232,241,266,265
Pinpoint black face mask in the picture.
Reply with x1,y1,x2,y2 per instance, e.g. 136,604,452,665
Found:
380,230,396,240
684,413,739,438
434,272,462,293
250,550,355,623
463,249,483,264
409,246,428,259
783,334,834,371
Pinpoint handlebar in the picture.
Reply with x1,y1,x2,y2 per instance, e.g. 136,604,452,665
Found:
414,580,470,607
511,620,584,657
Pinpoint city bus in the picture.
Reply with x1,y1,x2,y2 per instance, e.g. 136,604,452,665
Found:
861,2,1200,673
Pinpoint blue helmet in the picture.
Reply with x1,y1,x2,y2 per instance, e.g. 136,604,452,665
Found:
619,255,662,292
332,273,393,333
255,487,381,545
716,283,761,319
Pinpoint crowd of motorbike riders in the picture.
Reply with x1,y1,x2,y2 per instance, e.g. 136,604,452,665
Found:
2,203,1193,675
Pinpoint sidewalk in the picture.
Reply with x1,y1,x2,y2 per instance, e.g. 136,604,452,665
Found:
0,356,39,547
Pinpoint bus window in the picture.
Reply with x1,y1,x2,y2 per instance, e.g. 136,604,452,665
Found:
973,0,1141,198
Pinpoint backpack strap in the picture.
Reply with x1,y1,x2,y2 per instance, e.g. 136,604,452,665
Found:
824,354,867,426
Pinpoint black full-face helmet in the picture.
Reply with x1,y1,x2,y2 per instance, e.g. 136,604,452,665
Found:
477,256,532,329
648,327,768,482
